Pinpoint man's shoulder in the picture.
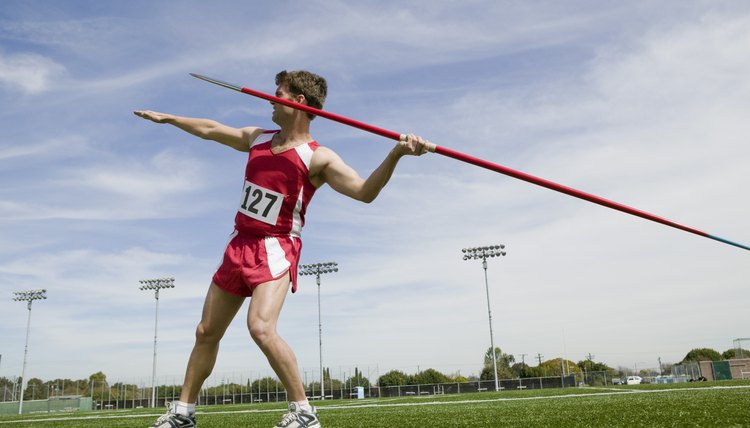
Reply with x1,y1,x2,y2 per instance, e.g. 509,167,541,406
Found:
247,128,277,148
310,145,341,162
308,144,339,172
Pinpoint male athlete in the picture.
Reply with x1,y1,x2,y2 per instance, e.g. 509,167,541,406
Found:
134,70,430,428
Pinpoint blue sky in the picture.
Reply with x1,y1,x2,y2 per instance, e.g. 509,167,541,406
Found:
1,0,749,386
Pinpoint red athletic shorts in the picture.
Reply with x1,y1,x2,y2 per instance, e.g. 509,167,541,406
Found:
212,231,302,297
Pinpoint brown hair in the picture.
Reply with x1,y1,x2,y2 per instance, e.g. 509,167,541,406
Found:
275,70,327,120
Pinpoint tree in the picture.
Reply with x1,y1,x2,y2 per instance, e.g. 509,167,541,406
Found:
722,348,750,360
89,371,109,401
0,377,18,400
412,368,450,385
453,375,469,383
511,362,538,378
576,359,613,373
38,378,78,398
250,377,284,393
377,370,408,387
484,347,515,369
481,365,515,380
682,348,722,363
309,367,341,396
481,347,516,379
89,371,107,384
536,359,581,377
24,378,45,400
345,367,370,388
519,365,543,378
111,382,139,400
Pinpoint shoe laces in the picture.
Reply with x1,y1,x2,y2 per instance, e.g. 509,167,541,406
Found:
278,410,300,426
154,402,177,424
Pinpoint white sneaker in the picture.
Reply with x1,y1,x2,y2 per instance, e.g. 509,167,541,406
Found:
151,402,196,428
274,402,321,427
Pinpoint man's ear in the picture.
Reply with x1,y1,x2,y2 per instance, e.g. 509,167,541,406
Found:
295,94,307,105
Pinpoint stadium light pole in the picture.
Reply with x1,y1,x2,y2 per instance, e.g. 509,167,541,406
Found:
139,277,175,408
462,245,506,392
12,289,47,415
299,262,338,400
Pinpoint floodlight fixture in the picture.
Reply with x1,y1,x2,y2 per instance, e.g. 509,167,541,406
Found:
139,277,176,291
462,245,506,261
299,262,339,279
299,262,338,400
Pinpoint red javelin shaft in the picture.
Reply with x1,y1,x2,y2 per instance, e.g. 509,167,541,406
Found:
190,73,749,252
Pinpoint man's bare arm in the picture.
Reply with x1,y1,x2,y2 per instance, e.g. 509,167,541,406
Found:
133,110,262,152
312,134,430,203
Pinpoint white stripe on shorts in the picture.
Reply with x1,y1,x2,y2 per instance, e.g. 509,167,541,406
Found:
264,237,291,278
290,187,303,238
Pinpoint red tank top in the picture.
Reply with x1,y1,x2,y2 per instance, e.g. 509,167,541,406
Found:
233,130,319,238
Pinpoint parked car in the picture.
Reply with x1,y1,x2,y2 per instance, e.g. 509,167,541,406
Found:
625,376,642,385
612,378,623,385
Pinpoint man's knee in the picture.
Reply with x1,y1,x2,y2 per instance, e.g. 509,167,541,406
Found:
195,321,223,344
248,320,275,347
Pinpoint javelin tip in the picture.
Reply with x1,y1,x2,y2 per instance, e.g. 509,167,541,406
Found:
190,73,243,92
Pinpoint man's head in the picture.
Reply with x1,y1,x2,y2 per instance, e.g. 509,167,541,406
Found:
274,70,327,120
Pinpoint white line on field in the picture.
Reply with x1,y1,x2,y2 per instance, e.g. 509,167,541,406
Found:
585,387,636,392
317,385,750,410
1,385,748,424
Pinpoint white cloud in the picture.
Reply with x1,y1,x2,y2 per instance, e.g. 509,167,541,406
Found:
69,150,206,199
0,148,220,221
0,134,89,160
0,51,66,94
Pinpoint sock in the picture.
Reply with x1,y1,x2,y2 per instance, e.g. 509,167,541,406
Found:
173,401,195,416
293,400,313,413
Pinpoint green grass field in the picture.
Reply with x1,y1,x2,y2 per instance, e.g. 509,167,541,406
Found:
1,381,748,427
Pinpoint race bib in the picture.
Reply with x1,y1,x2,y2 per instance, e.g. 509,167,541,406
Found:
238,180,284,225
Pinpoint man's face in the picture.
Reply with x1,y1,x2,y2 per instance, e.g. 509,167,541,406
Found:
271,83,298,124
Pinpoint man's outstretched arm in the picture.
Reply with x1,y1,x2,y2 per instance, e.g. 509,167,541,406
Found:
312,134,430,203
133,110,262,152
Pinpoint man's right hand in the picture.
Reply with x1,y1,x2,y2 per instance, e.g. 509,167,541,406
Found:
133,110,173,123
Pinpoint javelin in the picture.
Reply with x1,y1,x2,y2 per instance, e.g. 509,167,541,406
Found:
190,73,748,252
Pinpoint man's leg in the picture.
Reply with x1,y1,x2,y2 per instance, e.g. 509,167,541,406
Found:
248,275,320,427
247,274,307,402
181,282,245,402
152,283,245,427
